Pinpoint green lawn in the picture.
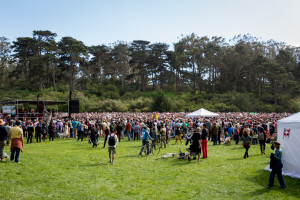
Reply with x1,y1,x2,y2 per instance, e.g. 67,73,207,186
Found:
1,138,299,200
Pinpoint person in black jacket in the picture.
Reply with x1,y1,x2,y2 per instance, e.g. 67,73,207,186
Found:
91,124,99,148
0,119,9,162
27,122,34,144
35,123,42,143
116,121,123,142
258,127,266,154
48,121,55,141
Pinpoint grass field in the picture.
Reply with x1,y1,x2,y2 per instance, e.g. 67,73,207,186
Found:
0,137,299,200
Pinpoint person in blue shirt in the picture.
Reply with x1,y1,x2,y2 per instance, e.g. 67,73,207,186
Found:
139,126,152,155
71,119,78,138
77,122,84,142
227,123,233,137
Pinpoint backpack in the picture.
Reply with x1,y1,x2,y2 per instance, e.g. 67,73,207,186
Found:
108,135,116,146
258,132,264,140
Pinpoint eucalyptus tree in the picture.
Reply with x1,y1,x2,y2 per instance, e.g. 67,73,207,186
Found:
110,42,131,87
130,40,150,92
174,34,209,94
32,30,57,89
58,37,88,95
147,42,169,89
89,45,110,83
11,37,36,88
259,59,295,104
0,37,11,87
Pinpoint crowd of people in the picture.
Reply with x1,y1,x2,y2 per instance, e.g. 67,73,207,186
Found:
0,111,288,187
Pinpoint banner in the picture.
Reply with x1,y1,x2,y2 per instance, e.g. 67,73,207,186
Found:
2,105,16,114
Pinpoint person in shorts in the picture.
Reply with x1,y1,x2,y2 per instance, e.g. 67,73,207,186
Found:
107,131,118,165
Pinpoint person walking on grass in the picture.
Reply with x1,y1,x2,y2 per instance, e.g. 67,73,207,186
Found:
133,123,141,141
242,130,252,159
0,119,9,162
201,124,209,159
91,124,99,148
35,123,42,143
211,122,218,145
102,125,110,148
107,130,118,165
267,141,286,189
174,126,183,145
187,127,201,161
9,121,23,163
125,120,132,141
258,127,266,155
26,122,34,144
48,120,55,141
160,124,167,148
139,126,153,155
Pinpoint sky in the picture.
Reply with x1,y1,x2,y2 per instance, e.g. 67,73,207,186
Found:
1,0,300,47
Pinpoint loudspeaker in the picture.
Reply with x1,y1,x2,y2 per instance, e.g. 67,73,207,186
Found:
69,100,79,113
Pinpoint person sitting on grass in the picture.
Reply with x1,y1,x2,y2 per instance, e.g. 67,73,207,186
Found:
107,130,118,165
139,126,153,155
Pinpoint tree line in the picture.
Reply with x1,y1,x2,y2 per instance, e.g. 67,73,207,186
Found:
0,31,300,112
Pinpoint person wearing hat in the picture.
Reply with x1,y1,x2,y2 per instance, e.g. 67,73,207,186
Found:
267,141,286,189
0,119,9,162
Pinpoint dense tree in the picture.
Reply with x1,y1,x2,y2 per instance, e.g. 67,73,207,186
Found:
2,30,300,112
58,37,88,95
0,37,11,87
130,40,150,92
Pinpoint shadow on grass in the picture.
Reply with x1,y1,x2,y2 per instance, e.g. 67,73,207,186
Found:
226,157,244,161
79,163,107,167
246,169,300,198
170,159,192,166
119,154,139,158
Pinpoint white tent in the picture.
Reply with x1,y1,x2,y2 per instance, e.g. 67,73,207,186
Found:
265,112,300,179
185,108,219,118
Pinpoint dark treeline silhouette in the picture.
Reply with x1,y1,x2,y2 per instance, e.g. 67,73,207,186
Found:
0,31,299,112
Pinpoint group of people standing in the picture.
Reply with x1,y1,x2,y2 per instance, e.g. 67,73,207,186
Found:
0,112,287,188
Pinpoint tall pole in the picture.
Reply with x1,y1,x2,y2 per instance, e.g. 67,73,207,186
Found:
69,90,72,119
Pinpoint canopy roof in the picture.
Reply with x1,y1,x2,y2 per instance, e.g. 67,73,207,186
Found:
185,108,219,118
278,112,300,123
0,100,67,106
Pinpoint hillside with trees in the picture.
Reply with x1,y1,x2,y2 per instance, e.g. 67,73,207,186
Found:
1,31,300,112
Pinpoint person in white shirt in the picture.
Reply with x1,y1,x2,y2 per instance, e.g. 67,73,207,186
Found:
107,132,118,165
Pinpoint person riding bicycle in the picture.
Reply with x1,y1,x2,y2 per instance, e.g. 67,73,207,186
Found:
139,125,153,155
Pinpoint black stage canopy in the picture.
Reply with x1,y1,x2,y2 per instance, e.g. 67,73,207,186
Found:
0,100,67,106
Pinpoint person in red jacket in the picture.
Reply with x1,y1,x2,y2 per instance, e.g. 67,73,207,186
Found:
125,121,132,141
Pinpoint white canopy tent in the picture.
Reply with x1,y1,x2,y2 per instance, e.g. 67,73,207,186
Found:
277,112,300,178
185,108,219,118
265,112,300,179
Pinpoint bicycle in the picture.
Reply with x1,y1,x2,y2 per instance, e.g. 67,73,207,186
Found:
141,140,161,156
